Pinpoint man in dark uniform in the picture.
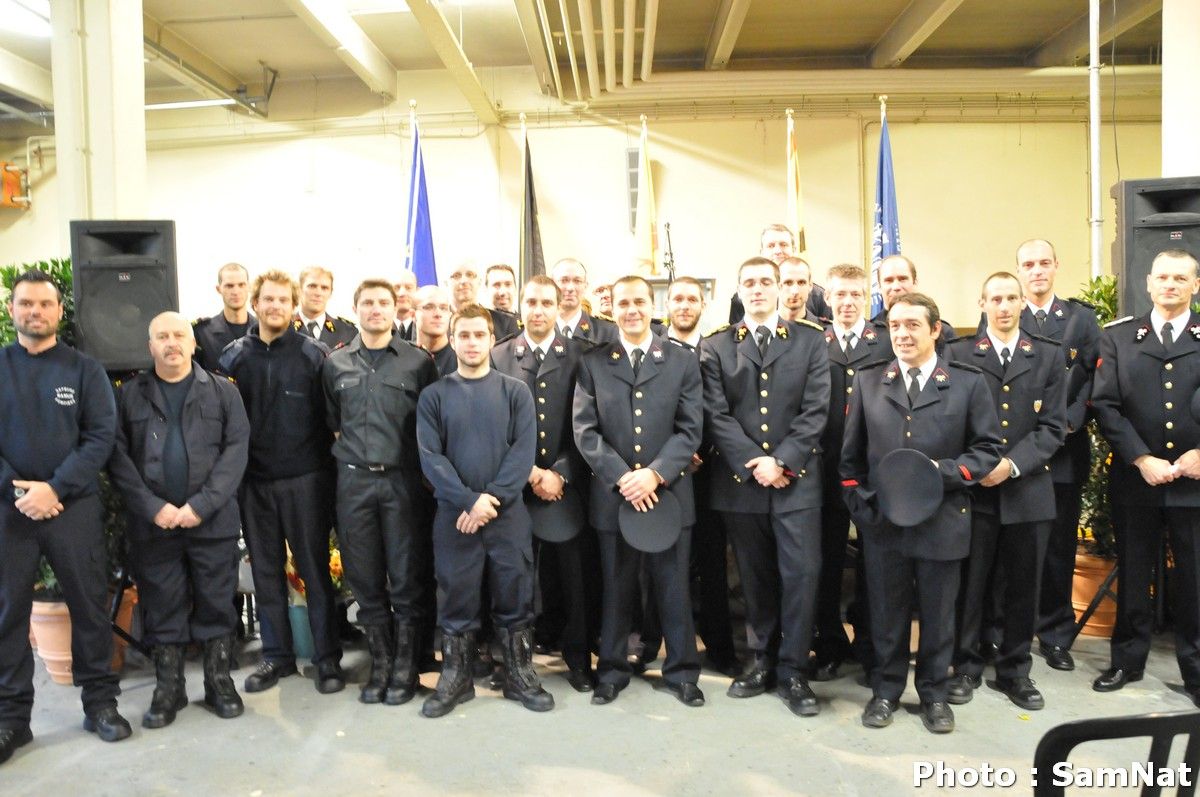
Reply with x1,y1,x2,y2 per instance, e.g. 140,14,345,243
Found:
393,270,418,342
0,270,130,764
414,285,457,376
417,303,553,717
778,257,827,325
729,225,831,324
947,272,1067,709
1091,249,1200,703
295,266,358,349
322,279,440,706
1006,239,1100,672
109,312,250,726
842,293,1002,734
871,255,956,352
485,264,518,314
574,275,705,707
220,271,345,696
665,277,737,675
813,264,892,681
193,262,255,372
552,258,619,344
447,262,520,340
492,275,597,692
701,257,831,716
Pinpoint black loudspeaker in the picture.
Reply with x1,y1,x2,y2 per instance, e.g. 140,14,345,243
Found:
1111,177,1200,318
70,220,179,371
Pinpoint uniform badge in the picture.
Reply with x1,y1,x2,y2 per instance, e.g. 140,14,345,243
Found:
1054,304,1064,318
1191,325,1200,340
1019,339,1033,354
1136,325,1150,342
1069,348,1078,361
579,321,590,333
776,324,789,339
554,344,564,354
735,325,749,342
862,327,877,341
1034,399,1043,413
933,368,949,384
325,319,337,332
292,318,303,330
611,350,621,360
824,330,834,343
515,345,525,356
882,364,899,384
651,347,663,360
975,338,991,352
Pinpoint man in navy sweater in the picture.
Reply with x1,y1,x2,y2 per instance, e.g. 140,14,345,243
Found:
0,270,130,765
417,303,552,718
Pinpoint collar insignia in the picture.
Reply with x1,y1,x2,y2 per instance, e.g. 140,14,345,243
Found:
1191,325,1200,340
651,347,663,360
975,338,991,352
1069,347,1078,361
736,324,749,342
579,321,590,332
611,350,621,360
1136,324,1150,342
933,368,949,384
515,345,525,356
824,330,834,343
1053,303,1065,318
862,327,877,341
776,324,788,339
883,364,899,384
292,319,303,330
325,320,336,332
1034,399,1043,413
554,344,564,354
1019,338,1033,354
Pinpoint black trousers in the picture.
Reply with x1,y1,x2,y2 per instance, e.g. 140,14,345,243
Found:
813,492,855,663
335,464,427,628
130,526,240,645
433,504,535,635
1037,480,1085,648
1111,504,1200,687
0,497,120,728
597,528,699,687
534,533,593,670
691,503,735,661
954,515,1050,680
865,545,959,704
723,507,822,680
241,470,342,666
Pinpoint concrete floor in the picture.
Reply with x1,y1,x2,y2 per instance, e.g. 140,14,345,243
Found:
1,631,1196,796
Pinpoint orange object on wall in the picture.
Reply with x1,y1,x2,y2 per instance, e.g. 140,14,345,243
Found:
1,162,28,209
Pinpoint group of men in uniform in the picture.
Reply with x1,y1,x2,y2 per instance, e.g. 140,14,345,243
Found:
5,227,1200,763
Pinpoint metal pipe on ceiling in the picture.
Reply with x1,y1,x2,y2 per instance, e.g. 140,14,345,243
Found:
577,0,602,98
601,0,617,92
1087,0,1102,279
556,0,584,100
533,0,566,102
640,0,658,82
622,0,635,88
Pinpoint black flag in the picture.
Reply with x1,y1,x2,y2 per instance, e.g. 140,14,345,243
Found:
520,134,545,281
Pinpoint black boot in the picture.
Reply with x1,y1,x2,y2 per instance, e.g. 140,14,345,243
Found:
421,632,476,718
360,623,394,705
385,622,418,706
500,626,554,712
143,645,188,729
202,635,244,719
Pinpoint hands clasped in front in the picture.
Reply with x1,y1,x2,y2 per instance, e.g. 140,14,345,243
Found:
457,493,500,534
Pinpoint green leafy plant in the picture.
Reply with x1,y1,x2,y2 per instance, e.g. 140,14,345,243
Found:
1076,275,1116,559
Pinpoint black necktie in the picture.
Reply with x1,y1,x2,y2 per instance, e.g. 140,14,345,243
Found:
533,348,544,365
631,348,644,378
756,327,770,357
1034,309,1047,329
306,320,318,338
842,331,855,354
562,325,573,340
907,367,922,408
1163,323,1174,348
1000,347,1011,373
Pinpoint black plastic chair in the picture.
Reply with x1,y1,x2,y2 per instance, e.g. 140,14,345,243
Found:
1033,711,1200,796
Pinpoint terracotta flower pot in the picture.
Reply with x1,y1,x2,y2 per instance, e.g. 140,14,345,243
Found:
1073,551,1118,638
30,599,73,685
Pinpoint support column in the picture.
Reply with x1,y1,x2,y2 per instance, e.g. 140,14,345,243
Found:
1161,0,1200,177
50,0,147,240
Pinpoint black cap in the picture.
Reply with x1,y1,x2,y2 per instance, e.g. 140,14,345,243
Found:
618,490,682,553
528,489,584,543
876,448,944,527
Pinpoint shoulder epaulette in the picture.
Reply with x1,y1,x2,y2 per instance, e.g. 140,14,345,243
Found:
1104,316,1134,328
595,312,616,323
1029,333,1061,346
1067,297,1096,310
337,316,356,325
858,358,890,371
494,331,521,345
704,323,731,338
192,317,209,326
948,360,983,374
796,318,823,332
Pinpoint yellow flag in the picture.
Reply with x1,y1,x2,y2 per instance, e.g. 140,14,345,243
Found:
786,109,806,253
634,116,658,274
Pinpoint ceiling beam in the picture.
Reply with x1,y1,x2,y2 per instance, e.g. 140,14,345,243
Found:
0,46,53,107
577,0,601,97
704,0,751,70
640,0,659,81
622,0,635,88
601,0,616,92
512,0,556,94
867,0,967,69
401,0,499,122
282,0,397,99
143,13,244,96
1028,0,1161,67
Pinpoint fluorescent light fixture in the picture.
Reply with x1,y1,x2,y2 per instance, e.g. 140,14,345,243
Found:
145,98,238,111
0,0,51,38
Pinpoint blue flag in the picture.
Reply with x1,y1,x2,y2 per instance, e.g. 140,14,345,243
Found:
870,116,901,319
405,121,437,287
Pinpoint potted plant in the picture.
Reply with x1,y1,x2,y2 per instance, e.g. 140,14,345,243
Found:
2,259,138,675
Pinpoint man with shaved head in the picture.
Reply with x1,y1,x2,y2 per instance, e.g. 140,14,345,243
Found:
109,311,251,728
446,261,519,340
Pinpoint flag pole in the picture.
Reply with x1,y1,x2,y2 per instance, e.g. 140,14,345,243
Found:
406,99,418,276
879,94,887,124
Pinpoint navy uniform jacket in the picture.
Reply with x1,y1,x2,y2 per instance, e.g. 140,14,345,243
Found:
488,308,521,342
193,312,256,373
1092,312,1200,507
977,297,1099,483
699,318,831,513
820,319,893,496
947,333,1067,523
293,314,358,350
566,311,619,345
109,368,250,541
840,357,1003,561
492,333,587,494
573,335,703,532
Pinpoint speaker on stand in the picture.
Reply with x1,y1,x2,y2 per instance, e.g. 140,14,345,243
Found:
1111,177,1200,318
69,220,179,372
